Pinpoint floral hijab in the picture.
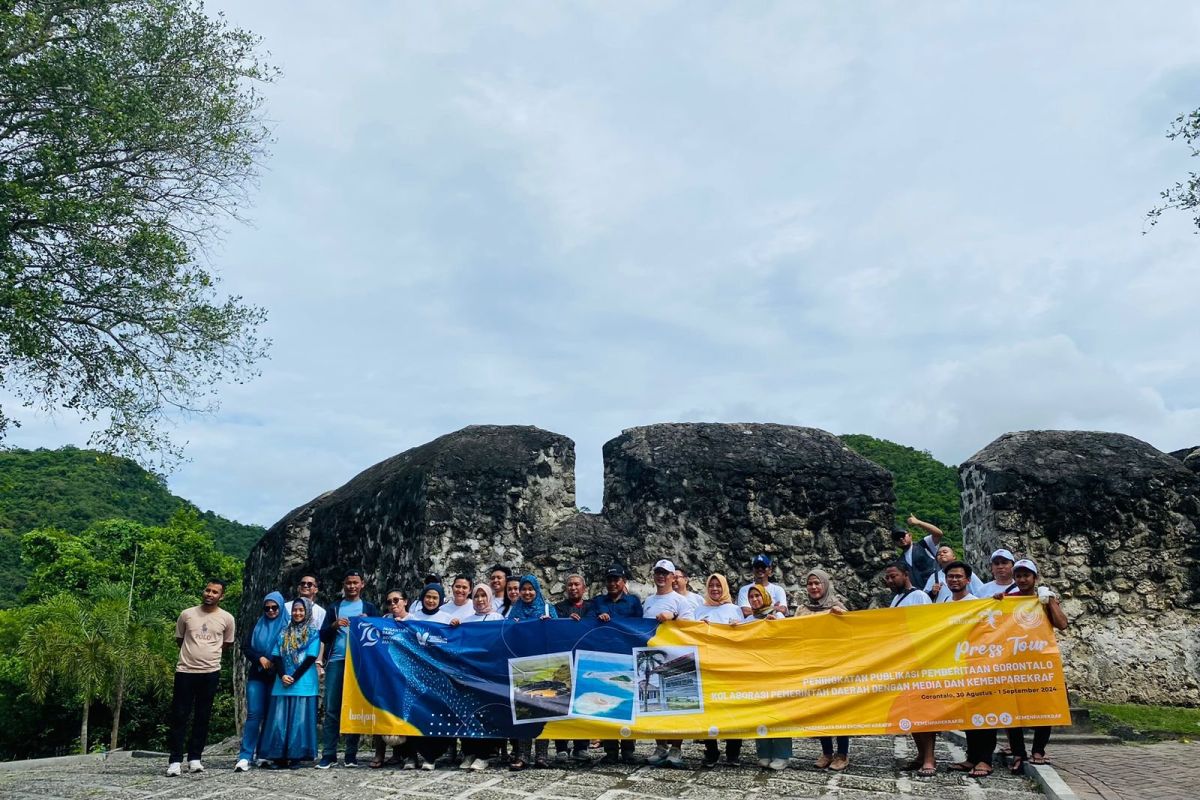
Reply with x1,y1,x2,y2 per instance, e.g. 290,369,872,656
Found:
506,574,558,620
704,573,733,606
280,597,314,671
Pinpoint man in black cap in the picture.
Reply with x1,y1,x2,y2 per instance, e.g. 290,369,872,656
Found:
316,570,380,769
893,515,943,592
589,564,643,764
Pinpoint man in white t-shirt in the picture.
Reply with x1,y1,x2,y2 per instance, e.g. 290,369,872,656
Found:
643,559,694,769
736,554,788,615
885,561,931,608
488,565,512,613
925,546,986,601
672,567,704,613
942,562,978,602
976,549,1018,597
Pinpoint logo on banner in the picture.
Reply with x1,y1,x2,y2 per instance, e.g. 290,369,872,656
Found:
985,713,998,726
898,718,912,732
416,630,448,647
999,712,1013,725
971,714,985,727
360,626,380,647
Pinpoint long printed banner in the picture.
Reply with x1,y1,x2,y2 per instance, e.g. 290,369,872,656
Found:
341,597,1069,739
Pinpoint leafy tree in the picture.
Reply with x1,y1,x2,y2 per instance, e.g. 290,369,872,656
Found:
840,434,963,551
0,446,263,607
1147,109,1200,232
0,0,274,463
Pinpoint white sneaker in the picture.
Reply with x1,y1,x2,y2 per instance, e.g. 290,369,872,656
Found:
188,760,204,773
234,759,249,772
646,746,668,765
253,758,270,768
165,762,182,777
459,758,473,770
471,757,489,771
420,757,435,771
769,758,788,770
666,746,683,768
758,757,770,768
403,757,417,770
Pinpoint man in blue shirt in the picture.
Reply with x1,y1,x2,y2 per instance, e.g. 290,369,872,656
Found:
316,570,380,769
590,564,643,764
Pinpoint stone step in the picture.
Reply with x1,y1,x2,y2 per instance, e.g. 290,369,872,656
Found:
1065,706,1093,733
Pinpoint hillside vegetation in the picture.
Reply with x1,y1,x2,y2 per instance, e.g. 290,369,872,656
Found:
0,446,264,607
840,434,962,550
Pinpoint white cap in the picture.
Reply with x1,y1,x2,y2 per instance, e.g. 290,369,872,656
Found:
653,559,677,573
1013,558,1038,575
990,548,1015,563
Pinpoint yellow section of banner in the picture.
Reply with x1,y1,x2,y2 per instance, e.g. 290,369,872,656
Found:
340,645,423,736
544,597,1068,739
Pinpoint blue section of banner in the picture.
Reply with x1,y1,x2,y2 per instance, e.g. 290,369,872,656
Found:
348,616,658,738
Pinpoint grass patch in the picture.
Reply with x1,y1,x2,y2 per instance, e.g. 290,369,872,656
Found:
1083,701,1200,739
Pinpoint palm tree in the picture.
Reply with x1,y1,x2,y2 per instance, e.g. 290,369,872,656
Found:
20,593,124,753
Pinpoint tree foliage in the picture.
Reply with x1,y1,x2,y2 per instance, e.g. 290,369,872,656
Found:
4,511,241,757
840,434,963,551
1147,109,1200,232
0,445,263,606
0,0,274,463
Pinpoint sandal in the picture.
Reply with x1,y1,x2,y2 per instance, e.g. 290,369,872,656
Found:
916,766,937,778
1030,754,1049,765
370,758,385,769
1009,755,1025,774
509,760,527,772
948,761,973,772
969,766,992,778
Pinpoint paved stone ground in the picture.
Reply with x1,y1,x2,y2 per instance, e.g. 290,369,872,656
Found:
1049,741,1200,800
0,737,1045,800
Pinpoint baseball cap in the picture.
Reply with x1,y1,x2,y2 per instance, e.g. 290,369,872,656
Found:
344,569,364,580
990,549,1015,563
751,554,772,567
604,563,629,579
653,559,677,573
1013,558,1038,575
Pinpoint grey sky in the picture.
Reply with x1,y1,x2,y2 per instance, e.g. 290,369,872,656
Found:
8,1,1200,526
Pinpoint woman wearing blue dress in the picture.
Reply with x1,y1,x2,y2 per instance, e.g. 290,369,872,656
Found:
235,591,286,772
259,598,322,768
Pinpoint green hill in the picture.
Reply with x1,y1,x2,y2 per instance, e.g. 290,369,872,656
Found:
840,434,962,550
0,446,264,607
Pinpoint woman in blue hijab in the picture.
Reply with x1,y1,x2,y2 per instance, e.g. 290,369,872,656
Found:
505,575,557,621
506,575,556,769
259,598,322,768
235,591,286,771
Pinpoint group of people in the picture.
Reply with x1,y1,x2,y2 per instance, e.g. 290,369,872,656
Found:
163,514,1068,780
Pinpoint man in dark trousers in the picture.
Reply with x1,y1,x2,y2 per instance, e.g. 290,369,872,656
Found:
166,579,236,776
554,572,592,762
316,570,380,769
590,564,643,765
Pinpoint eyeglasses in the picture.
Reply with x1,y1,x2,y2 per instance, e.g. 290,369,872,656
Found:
299,581,317,587
387,597,403,604
264,605,280,611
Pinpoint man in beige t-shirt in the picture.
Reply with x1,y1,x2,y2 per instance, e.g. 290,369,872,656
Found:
166,580,235,776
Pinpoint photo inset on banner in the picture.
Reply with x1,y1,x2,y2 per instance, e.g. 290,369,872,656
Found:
633,646,703,716
569,650,636,723
508,652,573,724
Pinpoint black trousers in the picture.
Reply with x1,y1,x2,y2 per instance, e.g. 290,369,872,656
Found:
1007,726,1051,759
965,729,997,766
602,739,636,757
167,670,221,763
555,738,590,755
704,738,743,763
819,736,850,756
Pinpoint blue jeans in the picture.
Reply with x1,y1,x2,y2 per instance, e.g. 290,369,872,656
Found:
238,678,273,761
756,738,792,760
321,660,359,760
